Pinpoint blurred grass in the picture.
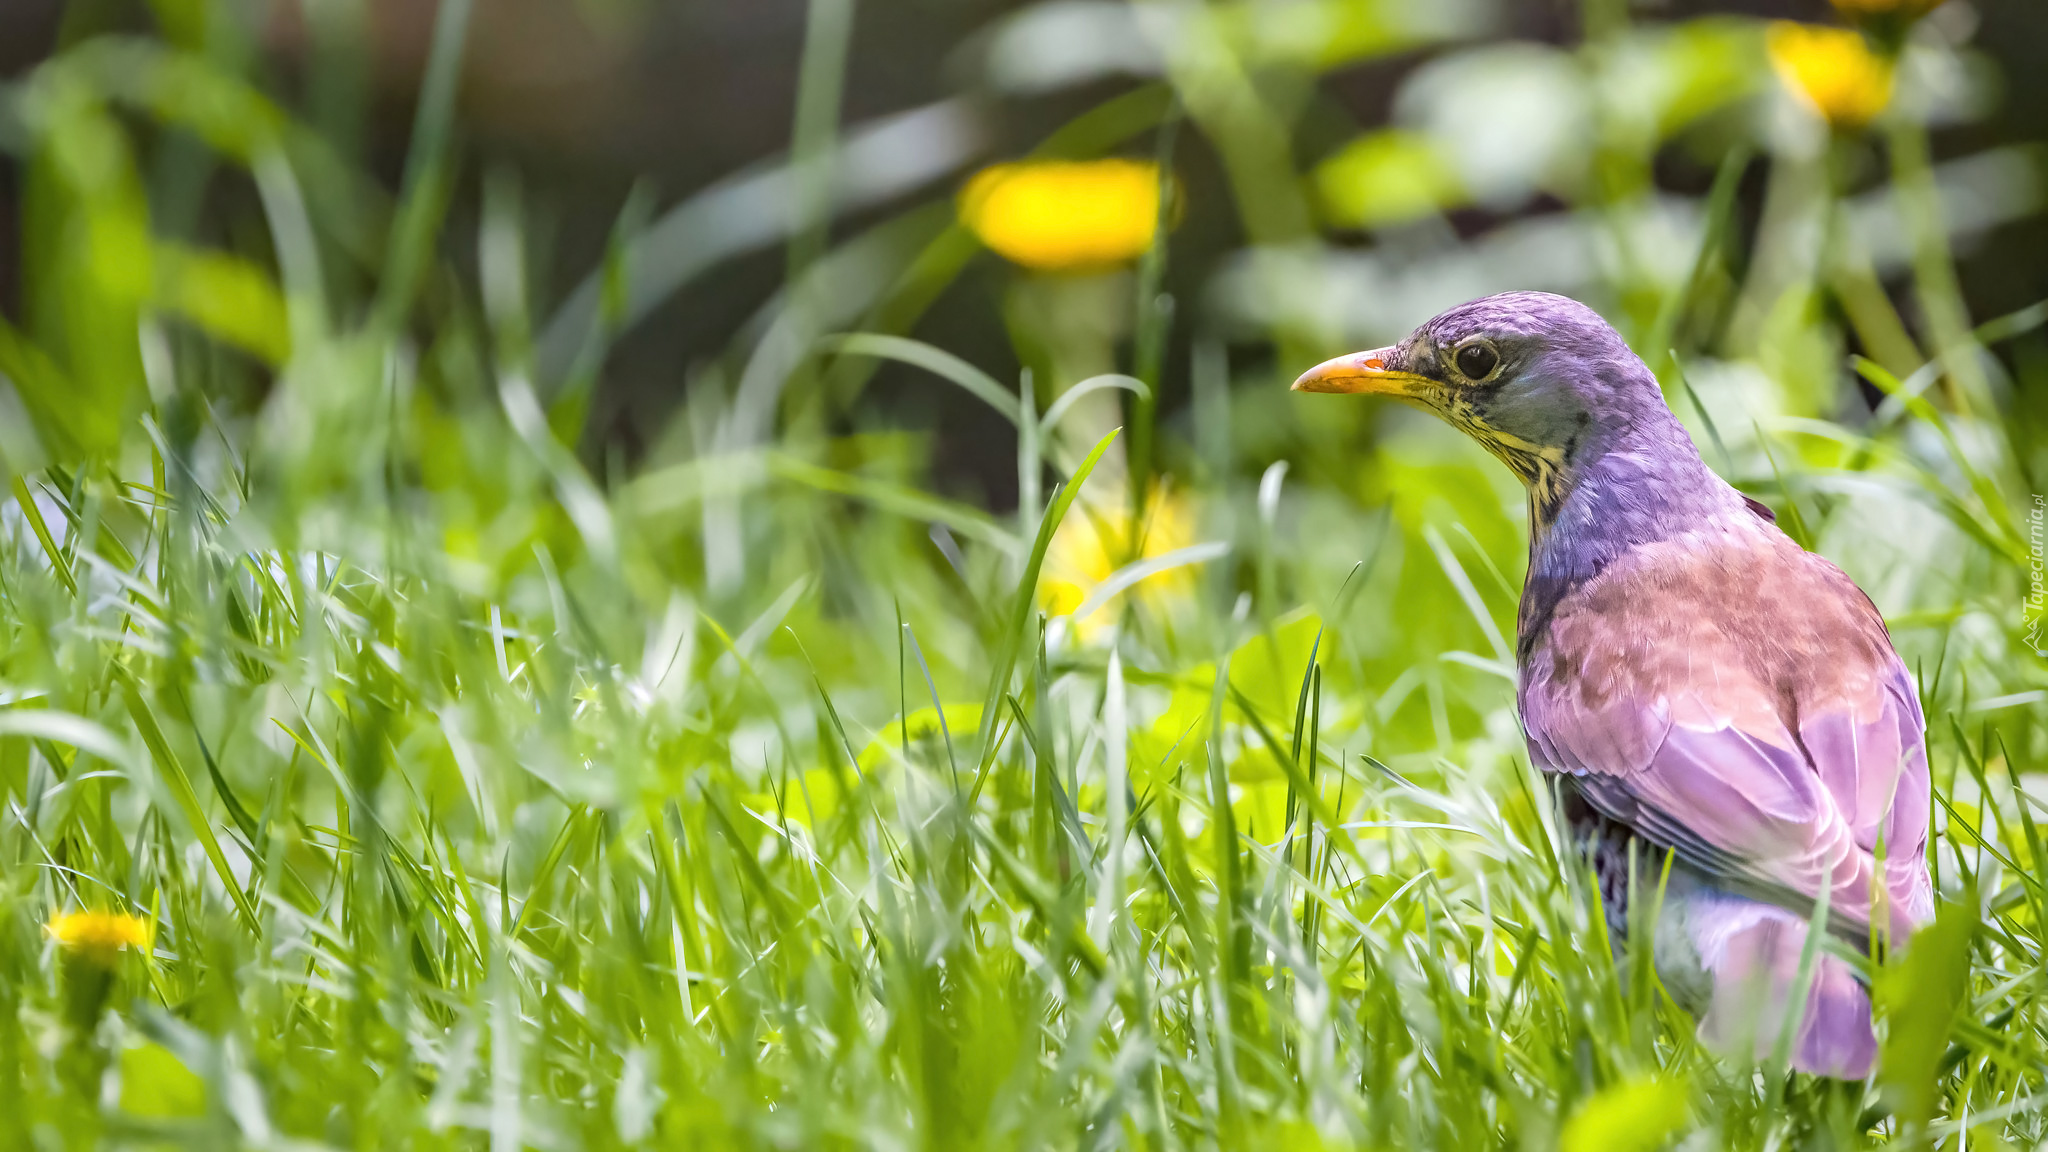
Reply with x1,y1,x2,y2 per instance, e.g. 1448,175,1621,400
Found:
0,1,2045,1149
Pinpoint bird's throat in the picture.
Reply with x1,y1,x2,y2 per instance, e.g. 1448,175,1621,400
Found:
1468,429,1572,532
1432,394,1576,525
1512,422,1736,661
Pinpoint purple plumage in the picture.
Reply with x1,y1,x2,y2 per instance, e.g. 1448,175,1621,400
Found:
1294,291,1932,1079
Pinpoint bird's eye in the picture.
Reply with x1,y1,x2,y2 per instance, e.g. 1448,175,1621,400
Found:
1454,341,1499,380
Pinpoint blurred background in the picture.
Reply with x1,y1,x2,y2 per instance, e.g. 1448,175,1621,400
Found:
3,0,2042,508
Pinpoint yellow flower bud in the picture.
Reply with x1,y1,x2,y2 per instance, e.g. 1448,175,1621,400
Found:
1767,22,1894,130
960,160,1165,272
1041,487,1197,640
48,910,152,969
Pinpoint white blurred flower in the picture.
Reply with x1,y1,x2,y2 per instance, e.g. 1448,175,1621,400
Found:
1395,43,1592,210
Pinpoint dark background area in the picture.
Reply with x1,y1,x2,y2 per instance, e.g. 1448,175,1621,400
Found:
2,0,2042,509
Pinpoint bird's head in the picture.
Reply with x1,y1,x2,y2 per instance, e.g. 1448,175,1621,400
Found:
1293,291,1664,511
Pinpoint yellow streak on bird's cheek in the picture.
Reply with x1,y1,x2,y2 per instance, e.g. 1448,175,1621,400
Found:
1418,391,1573,522
1485,427,1567,471
1455,411,1572,522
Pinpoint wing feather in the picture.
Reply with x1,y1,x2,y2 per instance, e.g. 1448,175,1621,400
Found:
1520,520,1932,938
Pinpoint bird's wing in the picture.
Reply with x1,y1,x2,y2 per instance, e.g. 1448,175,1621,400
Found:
1520,524,1932,939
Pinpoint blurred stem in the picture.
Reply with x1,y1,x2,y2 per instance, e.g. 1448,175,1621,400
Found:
480,168,532,374
372,0,472,332
1823,136,1922,383
1888,117,1992,419
1177,87,1309,250
1645,143,1749,386
1004,274,1130,485
56,956,113,1100
789,0,856,287
56,0,127,46
1578,0,1629,41
1152,3,1314,365
1019,368,1041,544
1193,339,1230,490
150,6,256,242
303,0,371,164
142,0,207,48
1725,146,1825,359
1827,222,1923,384
1127,101,1182,519
553,180,654,440
1580,3,1661,341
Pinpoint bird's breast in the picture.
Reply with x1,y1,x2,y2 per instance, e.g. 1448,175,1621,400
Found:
1519,515,1901,754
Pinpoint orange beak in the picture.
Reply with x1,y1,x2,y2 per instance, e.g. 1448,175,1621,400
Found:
1290,345,1434,398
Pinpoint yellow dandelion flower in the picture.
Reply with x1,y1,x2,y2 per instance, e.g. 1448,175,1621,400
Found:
48,910,151,968
1040,488,1197,638
960,160,1164,272
1767,23,1894,130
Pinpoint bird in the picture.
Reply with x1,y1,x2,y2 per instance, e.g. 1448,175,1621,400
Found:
1293,291,1931,1079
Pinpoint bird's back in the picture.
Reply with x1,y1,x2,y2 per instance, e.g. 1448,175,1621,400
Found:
1518,499,1931,1077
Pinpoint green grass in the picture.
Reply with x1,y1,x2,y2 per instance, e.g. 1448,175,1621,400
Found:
1,3,2046,1149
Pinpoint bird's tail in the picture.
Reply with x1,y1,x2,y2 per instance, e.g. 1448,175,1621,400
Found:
1686,897,1876,1079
